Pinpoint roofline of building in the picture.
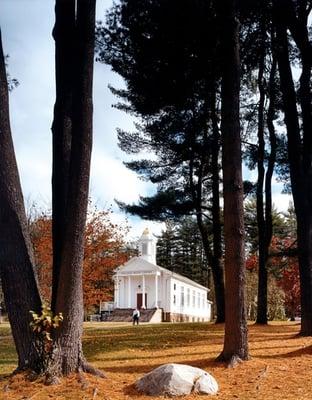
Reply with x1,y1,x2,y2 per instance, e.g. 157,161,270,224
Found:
115,256,210,292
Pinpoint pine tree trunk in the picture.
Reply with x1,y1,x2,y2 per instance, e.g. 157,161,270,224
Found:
189,110,225,323
211,90,225,323
196,214,224,322
264,54,277,313
256,26,267,325
273,2,312,336
51,0,76,313
296,15,312,336
216,0,249,364
48,0,103,377
0,30,42,370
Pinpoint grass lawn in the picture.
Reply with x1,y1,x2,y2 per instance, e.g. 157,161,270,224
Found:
0,321,312,399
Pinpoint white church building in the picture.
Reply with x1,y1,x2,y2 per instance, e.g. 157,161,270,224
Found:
113,228,212,322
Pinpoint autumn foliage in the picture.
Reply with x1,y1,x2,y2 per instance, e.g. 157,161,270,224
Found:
82,209,132,312
245,236,300,320
272,238,300,320
30,214,53,303
29,208,132,314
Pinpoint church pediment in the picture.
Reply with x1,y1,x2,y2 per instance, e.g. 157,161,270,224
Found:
115,257,160,275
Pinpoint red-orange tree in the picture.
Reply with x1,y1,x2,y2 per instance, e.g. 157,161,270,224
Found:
246,236,300,320
29,214,53,302
83,209,132,313
272,237,300,320
30,209,132,313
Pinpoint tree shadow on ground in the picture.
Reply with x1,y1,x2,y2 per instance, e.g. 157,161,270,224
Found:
256,344,312,359
103,357,224,375
97,349,222,363
248,334,299,343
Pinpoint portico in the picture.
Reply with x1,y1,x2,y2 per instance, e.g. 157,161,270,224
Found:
114,269,161,309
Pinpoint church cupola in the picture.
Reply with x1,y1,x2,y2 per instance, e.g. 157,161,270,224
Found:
138,228,157,264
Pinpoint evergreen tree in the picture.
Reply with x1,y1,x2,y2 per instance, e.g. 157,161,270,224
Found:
156,219,209,287
97,0,225,322
272,0,312,335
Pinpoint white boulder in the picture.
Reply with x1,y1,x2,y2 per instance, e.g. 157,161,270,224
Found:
135,363,218,396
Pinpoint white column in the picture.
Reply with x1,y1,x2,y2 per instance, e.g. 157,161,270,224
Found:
128,275,131,308
155,274,158,308
114,281,117,308
142,275,146,308
115,278,120,308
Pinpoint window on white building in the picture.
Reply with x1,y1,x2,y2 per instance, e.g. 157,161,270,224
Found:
142,243,148,255
197,292,200,308
173,283,176,290
187,288,190,306
181,286,184,306
202,293,205,308
192,290,196,307
173,294,176,305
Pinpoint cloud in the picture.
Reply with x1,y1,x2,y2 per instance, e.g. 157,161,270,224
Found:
105,211,165,242
90,151,155,206
272,194,293,212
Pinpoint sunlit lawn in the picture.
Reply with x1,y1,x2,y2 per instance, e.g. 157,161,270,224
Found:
1,321,312,399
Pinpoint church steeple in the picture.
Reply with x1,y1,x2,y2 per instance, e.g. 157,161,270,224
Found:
138,228,157,264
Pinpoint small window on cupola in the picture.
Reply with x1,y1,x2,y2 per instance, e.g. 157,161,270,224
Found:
142,243,148,255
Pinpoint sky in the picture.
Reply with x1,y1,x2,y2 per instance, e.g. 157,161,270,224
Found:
0,0,163,239
0,0,292,240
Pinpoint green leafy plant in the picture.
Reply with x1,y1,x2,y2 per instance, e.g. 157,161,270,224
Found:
30,304,63,342
29,305,63,371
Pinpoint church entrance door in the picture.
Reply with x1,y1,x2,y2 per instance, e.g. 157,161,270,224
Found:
137,293,147,309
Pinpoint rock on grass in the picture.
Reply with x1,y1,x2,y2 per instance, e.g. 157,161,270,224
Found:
135,363,218,396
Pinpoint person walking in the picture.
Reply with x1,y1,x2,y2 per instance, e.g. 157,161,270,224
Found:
132,308,140,325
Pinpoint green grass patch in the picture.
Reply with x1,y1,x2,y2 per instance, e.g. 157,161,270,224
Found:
0,321,220,375
0,324,17,375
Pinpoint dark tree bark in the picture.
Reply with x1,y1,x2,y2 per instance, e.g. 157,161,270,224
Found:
255,25,267,324
280,0,312,64
216,0,249,364
194,189,224,323
273,0,312,336
264,55,277,280
0,0,103,380
188,93,225,323
0,30,42,370
210,88,225,323
51,0,76,313
257,50,278,325
47,0,104,378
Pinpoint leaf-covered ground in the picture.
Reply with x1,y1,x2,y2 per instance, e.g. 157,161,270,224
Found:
1,321,312,399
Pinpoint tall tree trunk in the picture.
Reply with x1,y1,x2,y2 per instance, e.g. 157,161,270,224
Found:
48,0,103,378
188,108,225,323
51,0,76,312
273,1,312,335
296,9,312,335
0,30,42,370
217,0,249,364
193,182,225,324
264,55,277,286
256,24,267,324
195,212,223,320
211,88,225,323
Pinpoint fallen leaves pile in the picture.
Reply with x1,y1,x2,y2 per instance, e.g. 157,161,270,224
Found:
1,321,312,399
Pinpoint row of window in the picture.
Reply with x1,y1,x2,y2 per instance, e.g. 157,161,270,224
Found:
173,283,206,308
